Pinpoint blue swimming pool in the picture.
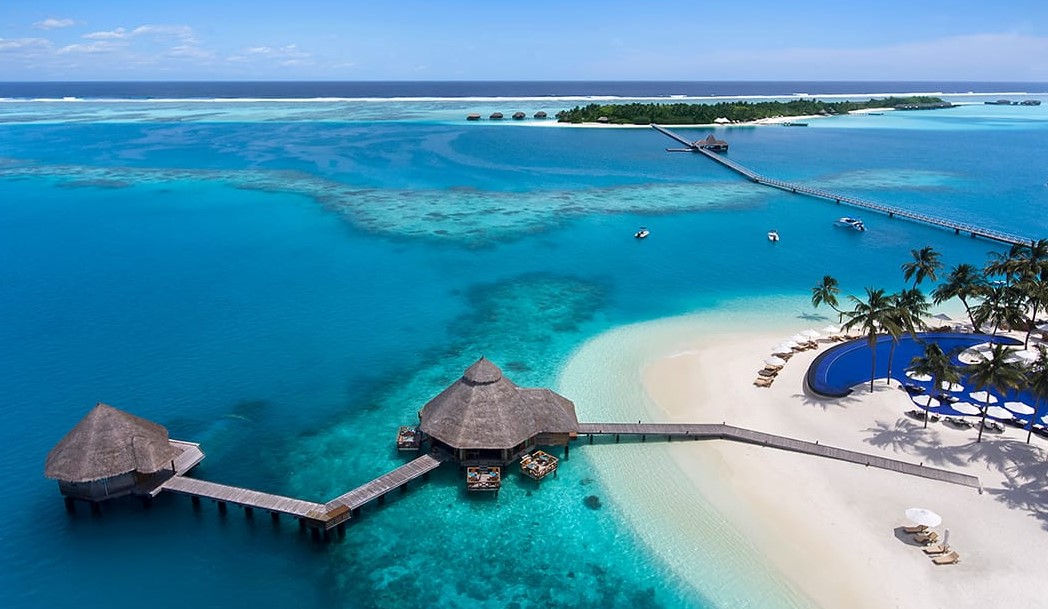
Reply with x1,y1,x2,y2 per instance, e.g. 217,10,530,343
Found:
806,333,1037,419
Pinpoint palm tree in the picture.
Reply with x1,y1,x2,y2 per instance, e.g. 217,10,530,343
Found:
931,263,986,330
842,288,901,393
1026,345,1048,444
907,343,961,428
972,283,1026,336
902,246,943,289
967,344,1027,443
811,275,842,322
884,289,930,383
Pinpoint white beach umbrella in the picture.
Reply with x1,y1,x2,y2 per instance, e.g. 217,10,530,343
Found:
952,402,982,416
764,356,787,367
791,333,810,343
772,342,796,354
986,405,1014,420
801,329,821,339
939,381,965,392
932,313,954,322
969,391,999,404
905,370,933,382
1004,401,1036,416
905,507,942,528
1005,349,1039,365
821,325,841,334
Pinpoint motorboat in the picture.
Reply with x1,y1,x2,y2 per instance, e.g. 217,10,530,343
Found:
835,217,866,231
767,230,780,242
634,227,650,239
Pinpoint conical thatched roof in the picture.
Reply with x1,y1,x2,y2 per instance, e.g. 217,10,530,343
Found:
419,358,579,450
45,403,180,483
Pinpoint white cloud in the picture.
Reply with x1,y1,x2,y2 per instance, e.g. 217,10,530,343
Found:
168,45,213,60
34,18,75,30
131,25,196,43
58,41,126,55
83,28,128,40
0,37,52,52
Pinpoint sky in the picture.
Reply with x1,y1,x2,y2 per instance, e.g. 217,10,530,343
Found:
1,0,1046,81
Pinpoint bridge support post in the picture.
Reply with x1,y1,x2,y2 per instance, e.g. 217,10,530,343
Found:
298,518,307,532
615,434,619,443
667,435,672,442
310,527,320,542
588,434,593,444
564,443,570,460
378,494,386,505
641,435,646,442
271,511,280,525
337,523,346,539
217,501,227,516
90,501,101,516
64,496,76,514
244,506,254,520
400,483,408,494
191,495,201,509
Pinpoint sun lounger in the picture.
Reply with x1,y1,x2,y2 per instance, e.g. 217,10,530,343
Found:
902,525,927,534
932,550,960,565
922,544,950,555
753,377,773,388
914,531,939,544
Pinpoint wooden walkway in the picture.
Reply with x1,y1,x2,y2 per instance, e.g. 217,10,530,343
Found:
323,453,449,526
650,124,1032,247
577,422,981,489
159,452,449,529
162,476,328,523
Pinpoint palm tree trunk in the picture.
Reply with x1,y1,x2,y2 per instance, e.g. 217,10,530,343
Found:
886,340,898,386
1024,297,1040,348
959,297,978,331
1028,397,1042,444
869,342,877,393
977,400,989,443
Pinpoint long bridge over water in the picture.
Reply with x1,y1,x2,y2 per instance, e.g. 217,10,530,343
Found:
651,124,1033,247
136,420,979,541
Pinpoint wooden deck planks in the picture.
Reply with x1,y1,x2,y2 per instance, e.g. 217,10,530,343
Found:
325,453,448,512
578,422,981,489
161,476,326,519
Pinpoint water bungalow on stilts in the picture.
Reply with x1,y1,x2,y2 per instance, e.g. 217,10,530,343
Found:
44,403,202,512
418,357,579,493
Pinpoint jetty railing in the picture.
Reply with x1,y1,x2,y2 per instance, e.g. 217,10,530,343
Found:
651,124,1032,247
577,422,981,489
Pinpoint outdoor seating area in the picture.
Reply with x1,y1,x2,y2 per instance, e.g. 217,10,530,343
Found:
465,466,501,492
396,426,422,451
519,450,559,481
756,327,839,388
902,508,960,566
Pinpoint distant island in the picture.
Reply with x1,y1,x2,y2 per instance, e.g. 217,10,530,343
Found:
555,96,953,125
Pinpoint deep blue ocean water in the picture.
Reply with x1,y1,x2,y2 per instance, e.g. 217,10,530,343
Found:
1,82,1047,609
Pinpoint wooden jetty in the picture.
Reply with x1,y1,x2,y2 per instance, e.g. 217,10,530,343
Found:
324,452,448,525
650,124,1033,247
577,422,981,489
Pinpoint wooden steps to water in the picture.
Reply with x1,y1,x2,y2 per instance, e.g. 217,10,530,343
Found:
651,124,1033,247
577,422,981,489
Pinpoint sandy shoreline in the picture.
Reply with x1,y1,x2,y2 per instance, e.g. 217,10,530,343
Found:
559,307,1048,609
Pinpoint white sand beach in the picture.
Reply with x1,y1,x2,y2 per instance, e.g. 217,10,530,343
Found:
559,308,1048,609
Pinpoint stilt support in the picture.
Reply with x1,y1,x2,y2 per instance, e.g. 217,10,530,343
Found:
90,502,101,516
271,511,280,525
244,506,254,520
64,497,76,514
217,501,227,516
191,495,201,509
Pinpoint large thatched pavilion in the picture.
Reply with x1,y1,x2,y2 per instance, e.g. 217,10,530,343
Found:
419,358,579,464
45,403,182,503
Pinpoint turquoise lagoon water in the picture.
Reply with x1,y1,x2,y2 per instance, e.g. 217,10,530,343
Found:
1,90,1047,609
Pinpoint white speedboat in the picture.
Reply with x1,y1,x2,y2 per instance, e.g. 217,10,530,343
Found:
767,230,780,242
634,227,650,239
835,217,866,231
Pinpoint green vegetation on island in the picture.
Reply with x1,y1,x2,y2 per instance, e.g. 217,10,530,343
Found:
555,96,949,124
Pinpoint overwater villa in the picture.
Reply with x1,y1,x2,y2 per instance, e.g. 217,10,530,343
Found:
418,357,579,465
695,134,728,152
44,403,201,509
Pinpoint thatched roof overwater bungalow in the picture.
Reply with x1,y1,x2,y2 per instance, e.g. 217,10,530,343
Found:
512,111,526,120
534,111,548,119
45,403,182,501
466,113,482,121
695,134,728,152
489,112,504,120
419,358,579,465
